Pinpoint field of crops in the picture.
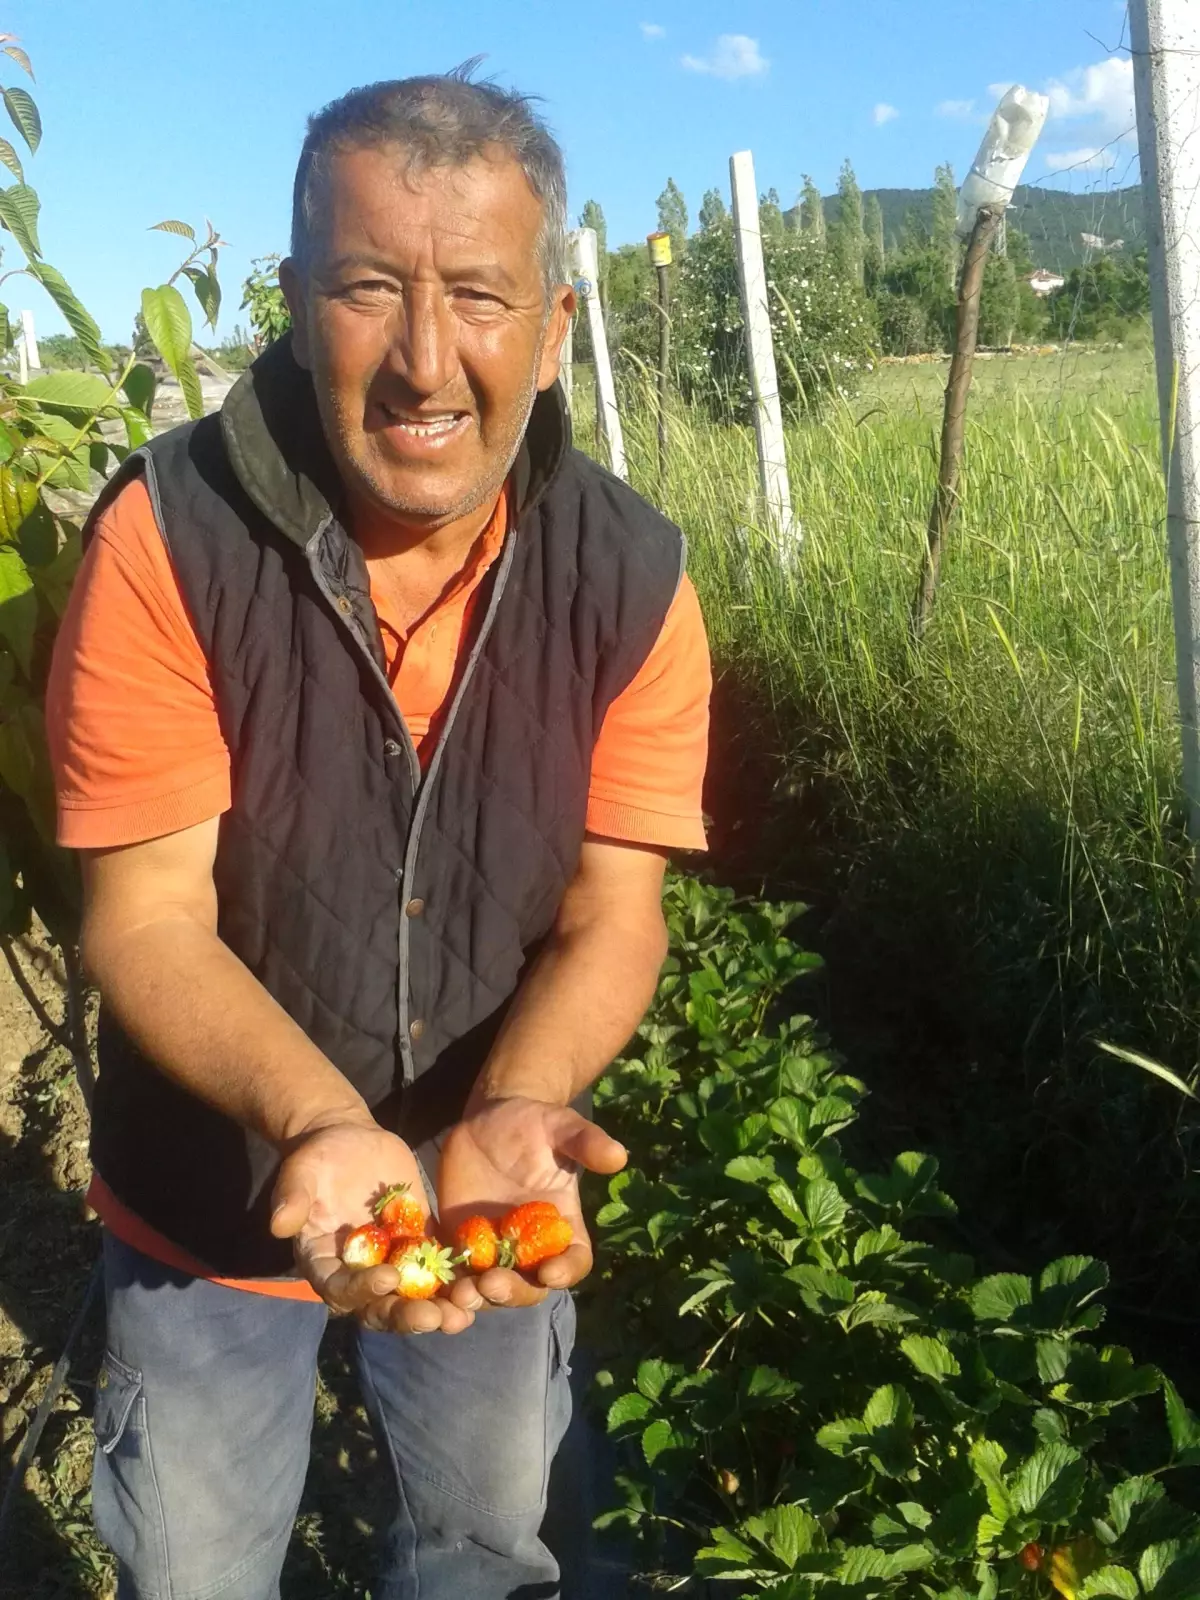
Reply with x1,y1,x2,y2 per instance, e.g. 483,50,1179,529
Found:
8,341,1200,1598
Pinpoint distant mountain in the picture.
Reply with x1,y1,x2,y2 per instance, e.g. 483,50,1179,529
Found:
787,184,1145,274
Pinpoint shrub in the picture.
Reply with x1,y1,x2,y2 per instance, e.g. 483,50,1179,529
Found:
592,875,1200,1598
240,255,291,350
673,222,877,418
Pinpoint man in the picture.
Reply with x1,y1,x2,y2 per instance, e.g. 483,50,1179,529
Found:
47,70,709,1600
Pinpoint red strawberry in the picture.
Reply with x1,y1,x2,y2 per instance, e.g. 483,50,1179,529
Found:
341,1223,391,1268
387,1238,457,1300
1019,1543,1044,1572
497,1201,574,1270
454,1215,499,1272
373,1183,426,1240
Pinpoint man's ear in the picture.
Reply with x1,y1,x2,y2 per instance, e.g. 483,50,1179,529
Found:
536,284,577,392
279,257,311,370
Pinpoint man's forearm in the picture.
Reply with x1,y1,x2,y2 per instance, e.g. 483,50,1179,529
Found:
83,914,372,1148
468,900,667,1110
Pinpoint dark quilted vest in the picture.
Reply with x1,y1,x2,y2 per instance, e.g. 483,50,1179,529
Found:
87,338,684,1276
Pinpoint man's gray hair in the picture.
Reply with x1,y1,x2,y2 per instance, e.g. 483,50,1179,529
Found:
291,65,569,296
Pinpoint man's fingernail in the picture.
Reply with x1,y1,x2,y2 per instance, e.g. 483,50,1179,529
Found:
463,1292,484,1311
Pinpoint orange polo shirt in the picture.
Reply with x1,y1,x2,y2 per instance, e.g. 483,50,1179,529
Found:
47,476,711,1298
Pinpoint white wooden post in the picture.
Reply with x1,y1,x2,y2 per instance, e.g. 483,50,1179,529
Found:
1130,0,1200,847
20,309,38,371
729,150,795,547
560,313,573,413
570,227,626,481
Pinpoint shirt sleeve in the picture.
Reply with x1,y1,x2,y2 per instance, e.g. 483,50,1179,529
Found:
46,478,232,848
585,573,711,851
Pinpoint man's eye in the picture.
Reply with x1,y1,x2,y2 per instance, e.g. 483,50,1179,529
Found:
454,287,502,305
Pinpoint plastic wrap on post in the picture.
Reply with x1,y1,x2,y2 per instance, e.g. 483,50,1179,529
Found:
956,86,1049,238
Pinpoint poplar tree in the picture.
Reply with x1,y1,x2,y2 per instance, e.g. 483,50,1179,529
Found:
863,192,885,289
698,187,728,232
931,162,959,288
829,159,864,287
578,198,608,303
656,178,689,259
799,174,825,244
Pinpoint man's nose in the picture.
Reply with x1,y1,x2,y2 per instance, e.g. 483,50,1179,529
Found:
387,283,457,397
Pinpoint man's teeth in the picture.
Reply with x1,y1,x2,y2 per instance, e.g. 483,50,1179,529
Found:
388,413,462,436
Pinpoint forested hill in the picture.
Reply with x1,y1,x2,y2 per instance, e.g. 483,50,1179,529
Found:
857,183,1145,271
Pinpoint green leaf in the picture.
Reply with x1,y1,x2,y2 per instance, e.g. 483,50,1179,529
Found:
745,1366,798,1403
641,1417,688,1466
1037,1339,1071,1384
0,181,40,259
150,219,196,240
970,1273,1033,1322
808,1095,855,1131
854,1225,904,1262
17,497,56,566
184,263,221,331
25,370,114,412
1139,1541,1179,1594
815,1417,862,1456
1109,1475,1164,1537
678,1275,731,1315
142,281,192,373
2,45,33,80
29,526,79,616
0,543,36,672
634,1358,676,1402
0,137,23,182
121,407,153,450
768,1096,811,1148
28,262,109,372
786,1263,856,1311
755,1505,822,1566
606,1392,651,1431
863,1384,913,1433
122,363,157,419
803,1178,847,1236
1080,1568,1140,1599
901,1334,961,1380
838,1544,932,1583
1011,1443,1085,1522
898,1501,932,1530
725,1154,776,1186
969,1439,1013,1522
3,87,40,154
1164,1378,1200,1457
768,1179,806,1227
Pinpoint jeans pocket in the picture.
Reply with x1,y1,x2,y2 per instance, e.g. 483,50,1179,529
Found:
92,1353,168,1598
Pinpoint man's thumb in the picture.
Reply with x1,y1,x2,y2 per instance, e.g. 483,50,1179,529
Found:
553,1109,628,1175
270,1166,314,1239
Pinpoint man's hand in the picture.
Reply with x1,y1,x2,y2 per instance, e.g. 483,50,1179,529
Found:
270,1116,476,1335
438,1096,627,1311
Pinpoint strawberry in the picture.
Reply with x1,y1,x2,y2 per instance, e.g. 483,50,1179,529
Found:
387,1237,457,1300
1019,1543,1044,1572
497,1201,574,1269
454,1215,499,1272
341,1222,391,1268
373,1183,426,1240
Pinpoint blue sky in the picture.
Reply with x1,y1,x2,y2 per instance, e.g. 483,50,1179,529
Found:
10,0,1140,343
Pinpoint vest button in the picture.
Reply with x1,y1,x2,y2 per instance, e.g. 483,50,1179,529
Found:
383,739,402,758
336,594,353,616
405,897,425,919
409,1018,425,1043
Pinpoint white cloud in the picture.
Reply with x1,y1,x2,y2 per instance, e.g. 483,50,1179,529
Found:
640,21,665,40
1045,56,1135,136
935,98,976,119
872,102,899,126
1043,145,1119,173
681,34,768,81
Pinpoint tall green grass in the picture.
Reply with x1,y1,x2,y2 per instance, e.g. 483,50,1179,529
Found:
575,353,1200,1306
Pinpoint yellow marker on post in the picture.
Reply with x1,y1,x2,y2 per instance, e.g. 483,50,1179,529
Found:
646,233,672,480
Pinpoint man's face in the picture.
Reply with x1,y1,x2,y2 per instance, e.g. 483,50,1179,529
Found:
282,145,573,530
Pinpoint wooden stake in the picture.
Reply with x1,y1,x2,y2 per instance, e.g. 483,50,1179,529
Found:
729,150,796,547
570,227,626,480
912,203,1003,636
647,231,673,485
1130,0,1200,850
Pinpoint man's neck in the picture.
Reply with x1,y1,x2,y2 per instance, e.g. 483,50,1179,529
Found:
347,485,505,566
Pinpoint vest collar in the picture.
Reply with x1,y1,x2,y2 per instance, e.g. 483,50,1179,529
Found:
219,332,572,550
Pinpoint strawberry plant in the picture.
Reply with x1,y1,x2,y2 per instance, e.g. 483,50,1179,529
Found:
0,34,223,970
591,876,1200,1598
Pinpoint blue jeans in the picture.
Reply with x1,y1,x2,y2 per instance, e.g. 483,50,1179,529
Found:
92,1232,575,1599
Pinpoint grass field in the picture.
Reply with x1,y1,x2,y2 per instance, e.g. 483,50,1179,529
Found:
580,342,1199,1329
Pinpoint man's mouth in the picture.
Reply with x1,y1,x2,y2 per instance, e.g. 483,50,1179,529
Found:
378,404,470,440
